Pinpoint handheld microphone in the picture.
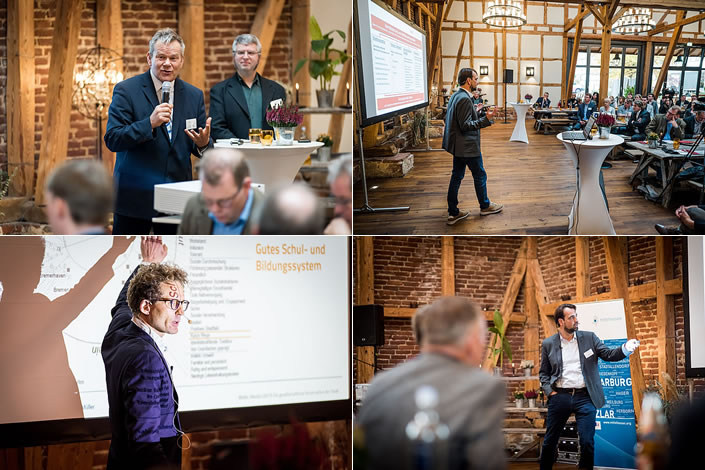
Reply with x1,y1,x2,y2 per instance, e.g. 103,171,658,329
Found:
161,81,172,104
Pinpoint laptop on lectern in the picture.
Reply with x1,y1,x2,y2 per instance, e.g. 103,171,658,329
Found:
563,115,596,141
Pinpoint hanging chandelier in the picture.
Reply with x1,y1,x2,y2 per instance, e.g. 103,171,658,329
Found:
613,8,656,34
482,1,527,28
72,45,124,120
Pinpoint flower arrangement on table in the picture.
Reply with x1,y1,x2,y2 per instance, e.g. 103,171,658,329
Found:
646,131,659,141
523,93,533,104
596,113,616,128
266,104,304,128
524,390,538,399
514,391,525,400
316,134,333,147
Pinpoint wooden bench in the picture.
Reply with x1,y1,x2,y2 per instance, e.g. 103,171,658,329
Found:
537,118,575,135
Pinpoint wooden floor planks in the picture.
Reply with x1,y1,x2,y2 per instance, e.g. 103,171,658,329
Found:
353,120,696,235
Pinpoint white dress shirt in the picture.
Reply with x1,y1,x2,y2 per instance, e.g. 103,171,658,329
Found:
556,333,586,389
132,315,171,370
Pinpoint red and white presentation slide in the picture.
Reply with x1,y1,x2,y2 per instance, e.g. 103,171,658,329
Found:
368,1,425,115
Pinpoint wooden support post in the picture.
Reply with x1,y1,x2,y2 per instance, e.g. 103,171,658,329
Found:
652,11,686,98
451,31,466,90
327,20,352,153
34,0,83,205
427,3,445,103
525,238,540,391
565,5,583,101
599,5,611,105
356,237,376,383
250,0,286,74
97,0,123,176
482,240,528,371
178,0,204,90
292,0,311,137
655,237,676,387
641,42,653,96
603,237,645,421
529,259,556,341
6,0,35,196
441,237,455,296
575,237,591,301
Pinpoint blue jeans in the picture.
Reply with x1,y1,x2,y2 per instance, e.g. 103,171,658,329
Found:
540,390,597,470
447,156,490,215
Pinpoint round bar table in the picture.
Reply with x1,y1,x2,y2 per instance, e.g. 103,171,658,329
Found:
509,102,532,144
557,132,624,235
214,140,323,190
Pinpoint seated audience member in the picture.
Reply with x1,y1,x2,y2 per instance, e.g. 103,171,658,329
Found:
178,148,263,235
646,106,686,141
255,183,324,235
617,99,632,117
357,297,507,470
535,92,551,109
566,92,579,108
209,34,287,140
324,155,352,235
574,94,597,129
622,100,650,140
658,96,672,114
592,91,600,104
599,98,616,116
626,92,634,101
45,159,113,235
684,110,705,138
616,96,625,108
471,90,483,105
655,205,705,235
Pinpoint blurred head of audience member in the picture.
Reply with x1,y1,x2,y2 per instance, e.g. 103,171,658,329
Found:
324,154,352,235
45,159,113,235
200,148,252,225
256,183,324,234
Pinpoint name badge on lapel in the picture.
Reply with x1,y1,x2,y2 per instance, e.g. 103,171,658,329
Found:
584,349,594,359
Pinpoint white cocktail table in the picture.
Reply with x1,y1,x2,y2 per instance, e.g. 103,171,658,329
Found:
557,133,624,235
509,102,532,144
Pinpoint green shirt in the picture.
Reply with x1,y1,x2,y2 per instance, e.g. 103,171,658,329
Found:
237,73,263,129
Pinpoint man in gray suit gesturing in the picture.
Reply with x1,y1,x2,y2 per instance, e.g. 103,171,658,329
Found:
539,303,640,470
357,297,506,470
443,68,503,225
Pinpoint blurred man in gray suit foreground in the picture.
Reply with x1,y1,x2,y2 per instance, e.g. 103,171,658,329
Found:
357,297,507,470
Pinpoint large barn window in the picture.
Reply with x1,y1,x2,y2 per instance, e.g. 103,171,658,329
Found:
567,41,642,98
650,44,705,96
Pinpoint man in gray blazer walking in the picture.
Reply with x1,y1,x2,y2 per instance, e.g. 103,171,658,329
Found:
442,68,503,225
539,303,640,470
357,297,506,470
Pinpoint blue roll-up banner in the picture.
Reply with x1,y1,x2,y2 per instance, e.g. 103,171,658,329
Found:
576,299,637,470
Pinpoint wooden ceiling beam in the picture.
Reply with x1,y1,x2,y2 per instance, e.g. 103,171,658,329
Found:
541,0,705,10
648,11,705,37
585,2,606,26
565,4,592,32
652,10,686,98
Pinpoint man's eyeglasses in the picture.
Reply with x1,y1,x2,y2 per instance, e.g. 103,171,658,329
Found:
203,187,242,209
234,50,260,57
155,298,190,311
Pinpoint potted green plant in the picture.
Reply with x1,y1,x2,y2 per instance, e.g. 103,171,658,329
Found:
647,131,659,149
520,359,534,377
294,16,350,108
514,391,525,408
488,310,513,376
524,390,538,408
266,104,304,146
316,134,333,162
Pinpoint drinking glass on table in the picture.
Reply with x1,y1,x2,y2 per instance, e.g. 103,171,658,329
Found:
673,139,680,150
249,128,262,143
261,130,273,146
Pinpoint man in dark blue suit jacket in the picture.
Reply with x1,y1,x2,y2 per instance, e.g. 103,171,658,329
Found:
105,29,212,235
209,34,287,140
539,303,640,470
573,94,597,130
102,236,188,470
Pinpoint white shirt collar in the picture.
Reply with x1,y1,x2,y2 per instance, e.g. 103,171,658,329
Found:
150,70,174,105
132,315,169,358
559,333,576,344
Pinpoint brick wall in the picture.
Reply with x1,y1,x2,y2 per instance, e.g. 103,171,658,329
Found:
0,0,293,172
354,236,704,403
